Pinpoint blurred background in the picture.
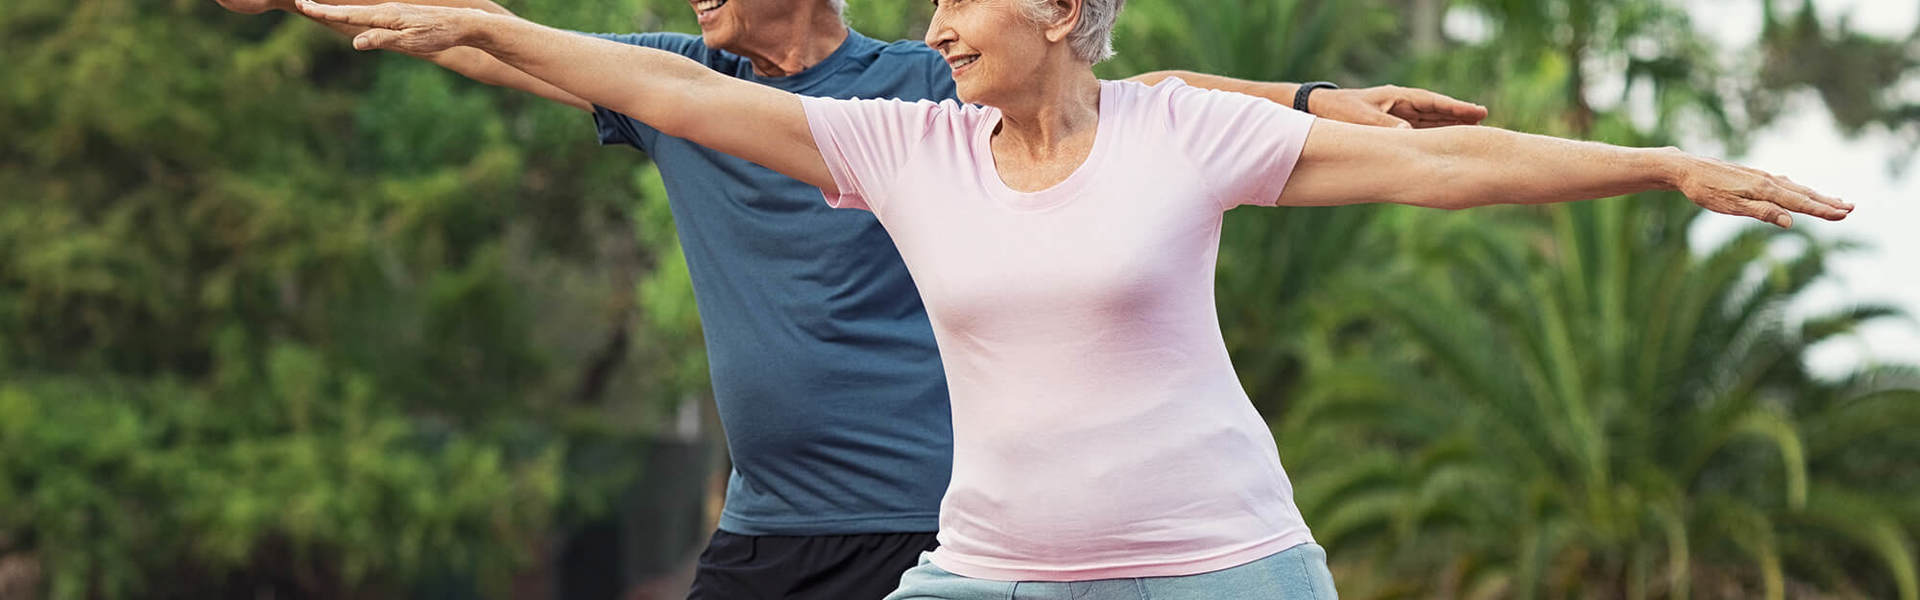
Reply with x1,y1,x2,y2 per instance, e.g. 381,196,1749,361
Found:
1,0,1915,598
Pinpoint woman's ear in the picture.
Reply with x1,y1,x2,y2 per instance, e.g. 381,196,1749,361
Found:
1043,0,1081,44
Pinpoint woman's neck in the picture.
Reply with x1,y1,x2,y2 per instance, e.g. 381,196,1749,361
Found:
992,68,1103,160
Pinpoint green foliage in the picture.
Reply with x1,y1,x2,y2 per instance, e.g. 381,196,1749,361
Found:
0,362,563,598
0,0,1914,598
1102,1,1920,597
1288,200,1920,598
0,0,710,596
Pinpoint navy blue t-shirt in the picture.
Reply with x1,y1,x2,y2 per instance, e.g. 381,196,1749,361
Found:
586,30,957,535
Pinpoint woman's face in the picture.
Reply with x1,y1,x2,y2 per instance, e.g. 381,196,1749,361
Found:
925,0,1059,105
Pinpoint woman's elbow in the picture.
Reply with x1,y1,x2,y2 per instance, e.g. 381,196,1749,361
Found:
1387,154,1485,210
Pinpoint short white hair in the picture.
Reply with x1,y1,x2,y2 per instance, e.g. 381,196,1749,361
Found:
1018,0,1123,63
829,0,845,14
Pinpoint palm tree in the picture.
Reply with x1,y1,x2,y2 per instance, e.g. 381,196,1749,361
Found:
1284,197,1920,599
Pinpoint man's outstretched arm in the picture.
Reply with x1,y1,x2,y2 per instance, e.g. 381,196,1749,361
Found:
1126,70,1488,129
214,0,596,111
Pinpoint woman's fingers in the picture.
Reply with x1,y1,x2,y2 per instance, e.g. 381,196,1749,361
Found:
1735,165,1852,214
1687,158,1851,228
1777,175,1852,213
1724,199,1794,228
294,0,405,29
1755,180,1850,222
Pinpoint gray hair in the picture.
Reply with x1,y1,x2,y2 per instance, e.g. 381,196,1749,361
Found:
829,0,845,14
1018,0,1123,63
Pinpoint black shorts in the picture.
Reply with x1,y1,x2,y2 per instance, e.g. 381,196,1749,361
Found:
686,529,940,600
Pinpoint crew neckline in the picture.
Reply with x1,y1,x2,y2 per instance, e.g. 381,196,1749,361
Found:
744,29,875,94
972,80,1119,212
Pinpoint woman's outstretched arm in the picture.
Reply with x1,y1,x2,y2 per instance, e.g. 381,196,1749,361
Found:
217,0,595,112
292,0,837,193
1276,119,1853,228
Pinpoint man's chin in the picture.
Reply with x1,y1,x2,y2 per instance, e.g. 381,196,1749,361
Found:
698,27,736,51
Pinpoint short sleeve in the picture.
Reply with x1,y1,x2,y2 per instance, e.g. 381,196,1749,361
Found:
800,96,944,212
1162,79,1318,209
572,32,711,149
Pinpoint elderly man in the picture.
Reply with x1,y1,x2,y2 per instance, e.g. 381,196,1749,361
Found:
214,0,1488,597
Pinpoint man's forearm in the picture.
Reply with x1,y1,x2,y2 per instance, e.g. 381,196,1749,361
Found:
1128,70,1302,108
428,46,593,111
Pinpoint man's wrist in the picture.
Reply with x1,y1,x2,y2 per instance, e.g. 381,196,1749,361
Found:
1269,83,1303,109
1294,81,1339,114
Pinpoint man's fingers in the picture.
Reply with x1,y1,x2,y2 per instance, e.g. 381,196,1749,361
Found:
1356,109,1413,129
1386,97,1487,128
352,28,400,51
1390,89,1489,125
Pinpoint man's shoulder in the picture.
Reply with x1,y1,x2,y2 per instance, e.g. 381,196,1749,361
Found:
875,38,940,59
830,34,954,102
872,38,946,72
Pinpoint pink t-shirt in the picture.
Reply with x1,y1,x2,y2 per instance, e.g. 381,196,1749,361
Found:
802,78,1318,581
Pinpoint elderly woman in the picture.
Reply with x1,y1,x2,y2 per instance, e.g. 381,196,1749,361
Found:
294,0,1851,597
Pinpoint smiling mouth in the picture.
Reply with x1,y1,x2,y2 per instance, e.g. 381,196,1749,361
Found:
694,0,727,17
948,55,979,72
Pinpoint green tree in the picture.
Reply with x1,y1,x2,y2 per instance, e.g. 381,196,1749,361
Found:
0,0,719,596
1288,195,1919,598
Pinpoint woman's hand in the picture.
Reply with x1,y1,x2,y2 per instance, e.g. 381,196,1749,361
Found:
1669,151,1853,228
214,0,292,14
292,0,494,54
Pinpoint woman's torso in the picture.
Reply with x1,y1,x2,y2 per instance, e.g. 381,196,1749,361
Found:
859,80,1316,580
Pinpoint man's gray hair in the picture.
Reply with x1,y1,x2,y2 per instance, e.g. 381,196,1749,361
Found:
1018,0,1123,63
829,0,846,14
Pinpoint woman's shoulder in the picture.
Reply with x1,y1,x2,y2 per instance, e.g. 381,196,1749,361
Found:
1100,76,1209,131
1101,76,1211,114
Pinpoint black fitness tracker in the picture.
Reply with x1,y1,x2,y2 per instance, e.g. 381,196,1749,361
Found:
1294,81,1339,114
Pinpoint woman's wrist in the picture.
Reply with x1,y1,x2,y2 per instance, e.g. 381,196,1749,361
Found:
1644,146,1696,193
455,9,513,52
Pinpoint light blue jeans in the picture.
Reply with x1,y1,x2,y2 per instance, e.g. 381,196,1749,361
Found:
883,543,1338,600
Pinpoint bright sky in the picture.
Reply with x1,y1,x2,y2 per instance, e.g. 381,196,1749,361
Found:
1682,0,1920,378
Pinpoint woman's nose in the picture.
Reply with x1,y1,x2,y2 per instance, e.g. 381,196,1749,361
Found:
924,15,954,50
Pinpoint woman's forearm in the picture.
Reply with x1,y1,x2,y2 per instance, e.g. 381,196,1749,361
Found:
1283,119,1848,227
1414,126,1683,210
463,14,709,134
291,0,834,189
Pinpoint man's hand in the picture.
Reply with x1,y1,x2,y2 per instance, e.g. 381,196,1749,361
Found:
214,0,293,14
293,0,494,54
1311,86,1488,129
